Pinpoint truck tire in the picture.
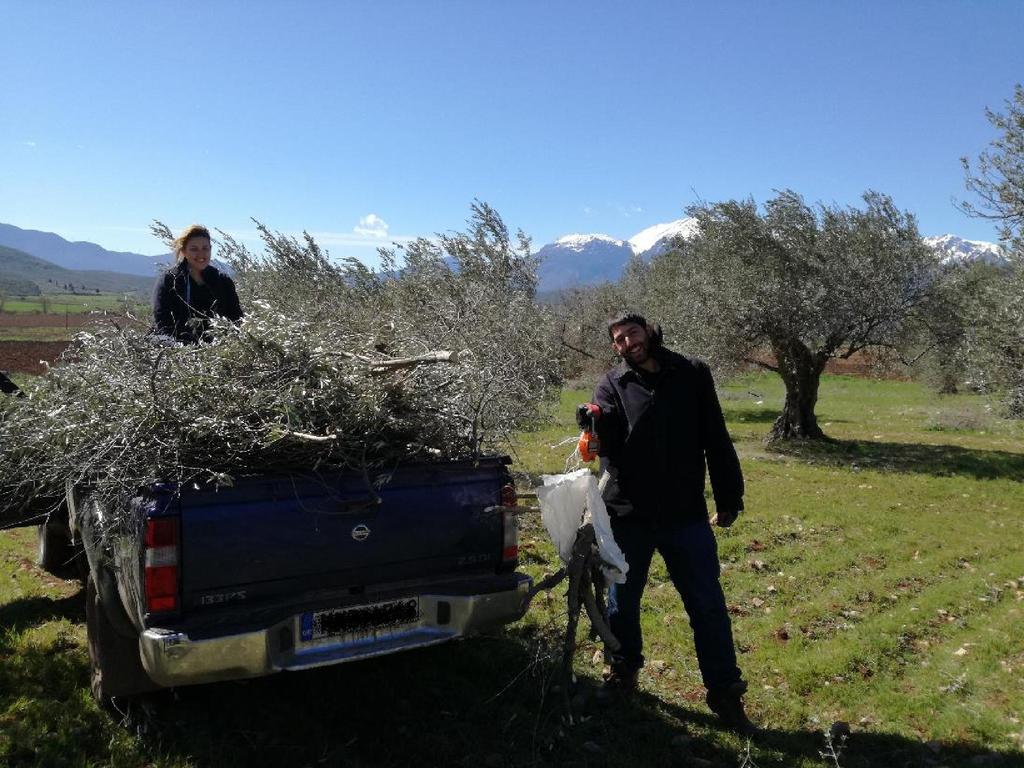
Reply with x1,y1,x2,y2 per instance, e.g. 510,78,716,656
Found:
85,574,158,705
37,521,74,575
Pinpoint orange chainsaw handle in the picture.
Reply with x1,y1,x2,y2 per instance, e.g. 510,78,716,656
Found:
578,430,601,462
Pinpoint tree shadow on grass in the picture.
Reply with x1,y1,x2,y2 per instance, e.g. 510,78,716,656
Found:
0,594,108,768
0,589,85,637
728,407,783,424
116,644,1024,768
2,623,1021,768
727,408,853,427
769,437,1024,481
660,698,1024,768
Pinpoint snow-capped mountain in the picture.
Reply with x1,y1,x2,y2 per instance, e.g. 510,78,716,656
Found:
535,219,695,292
535,222,1007,293
628,218,699,259
924,234,1007,267
534,234,635,291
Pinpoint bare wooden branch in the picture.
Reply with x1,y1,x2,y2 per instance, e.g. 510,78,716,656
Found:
742,356,779,373
523,568,567,604
370,350,460,371
559,339,597,360
522,521,621,725
280,430,338,443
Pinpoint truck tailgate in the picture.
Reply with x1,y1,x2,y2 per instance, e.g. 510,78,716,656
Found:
177,460,509,611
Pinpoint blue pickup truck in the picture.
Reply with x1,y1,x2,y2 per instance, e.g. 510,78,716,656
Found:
54,457,530,703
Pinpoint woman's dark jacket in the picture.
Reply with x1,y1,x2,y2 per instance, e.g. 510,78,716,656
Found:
152,261,242,343
593,346,744,521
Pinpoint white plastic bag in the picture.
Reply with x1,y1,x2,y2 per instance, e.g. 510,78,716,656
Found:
535,469,629,584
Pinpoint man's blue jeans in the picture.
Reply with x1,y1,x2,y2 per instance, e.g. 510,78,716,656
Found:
606,513,742,691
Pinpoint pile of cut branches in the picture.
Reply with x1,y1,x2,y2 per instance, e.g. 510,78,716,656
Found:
0,203,560,528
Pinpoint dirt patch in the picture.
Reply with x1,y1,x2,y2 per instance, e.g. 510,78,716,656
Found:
0,341,71,375
824,351,908,379
746,349,909,380
0,312,97,329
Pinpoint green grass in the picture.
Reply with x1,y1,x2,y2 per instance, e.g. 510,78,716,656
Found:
0,373,34,390
0,327,78,342
2,374,1023,767
1,294,144,315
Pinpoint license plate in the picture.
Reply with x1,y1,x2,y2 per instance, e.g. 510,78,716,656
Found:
300,598,420,642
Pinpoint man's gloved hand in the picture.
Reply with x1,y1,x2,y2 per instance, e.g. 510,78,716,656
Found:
712,509,739,528
575,402,601,429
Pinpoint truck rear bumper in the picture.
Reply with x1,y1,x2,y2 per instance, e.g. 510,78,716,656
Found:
138,575,532,688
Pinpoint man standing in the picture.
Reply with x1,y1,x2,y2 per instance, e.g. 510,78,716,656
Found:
584,312,754,734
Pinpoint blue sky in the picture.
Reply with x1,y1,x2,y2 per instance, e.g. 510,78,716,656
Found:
2,1,1023,265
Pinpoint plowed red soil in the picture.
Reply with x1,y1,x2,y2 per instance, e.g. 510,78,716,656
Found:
0,341,71,375
750,350,909,380
0,312,93,328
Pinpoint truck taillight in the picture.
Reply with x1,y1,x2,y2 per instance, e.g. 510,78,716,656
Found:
501,508,519,565
145,517,179,613
500,484,518,564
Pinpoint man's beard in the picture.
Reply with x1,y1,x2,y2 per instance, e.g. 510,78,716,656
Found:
624,339,650,365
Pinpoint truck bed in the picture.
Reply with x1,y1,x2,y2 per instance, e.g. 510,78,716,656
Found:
81,456,530,692
173,459,511,618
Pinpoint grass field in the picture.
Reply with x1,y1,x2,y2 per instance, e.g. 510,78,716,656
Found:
0,293,146,344
0,294,144,315
0,293,148,373
1,374,1022,767
0,327,79,342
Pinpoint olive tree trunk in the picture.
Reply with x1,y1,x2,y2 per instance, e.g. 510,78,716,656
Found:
769,340,829,441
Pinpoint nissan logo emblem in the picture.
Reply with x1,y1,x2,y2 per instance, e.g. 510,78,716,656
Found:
351,524,371,542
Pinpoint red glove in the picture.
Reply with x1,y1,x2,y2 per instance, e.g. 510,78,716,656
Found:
575,402,601,429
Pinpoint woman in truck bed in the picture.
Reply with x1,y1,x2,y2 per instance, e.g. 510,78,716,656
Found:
152,224,243,344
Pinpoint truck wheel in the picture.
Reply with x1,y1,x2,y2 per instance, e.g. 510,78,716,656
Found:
85,574,158,705
37,521,74,575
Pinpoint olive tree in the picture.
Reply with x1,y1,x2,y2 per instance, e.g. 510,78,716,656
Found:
548,252,656,380
958,84,1024,416
646,190,940,441
960,84,1024,254
960,263,1024,417
908,261,995,395
549,282,626,379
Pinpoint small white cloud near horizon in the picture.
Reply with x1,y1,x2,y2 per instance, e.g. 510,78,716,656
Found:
353,213,389,239
23,141,37,148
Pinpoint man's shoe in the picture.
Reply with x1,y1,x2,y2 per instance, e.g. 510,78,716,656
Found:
706,681,758,736
595,667,639,702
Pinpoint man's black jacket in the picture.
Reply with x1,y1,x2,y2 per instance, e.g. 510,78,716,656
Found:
152,261,242,343
593,347,744,521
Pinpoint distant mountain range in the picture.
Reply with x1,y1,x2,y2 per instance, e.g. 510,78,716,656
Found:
534,219,1008,292
0,220,1008,297
534,219,698,292
921,234,1008,266
0,244,154,296
0,222,168,277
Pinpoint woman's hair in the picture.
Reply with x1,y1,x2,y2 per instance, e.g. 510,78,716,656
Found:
173,224,211,262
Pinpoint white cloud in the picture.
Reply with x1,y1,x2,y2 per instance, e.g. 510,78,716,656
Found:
23,141,37,148
306,230,418,248
207,225,417,250
353,213,389,239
